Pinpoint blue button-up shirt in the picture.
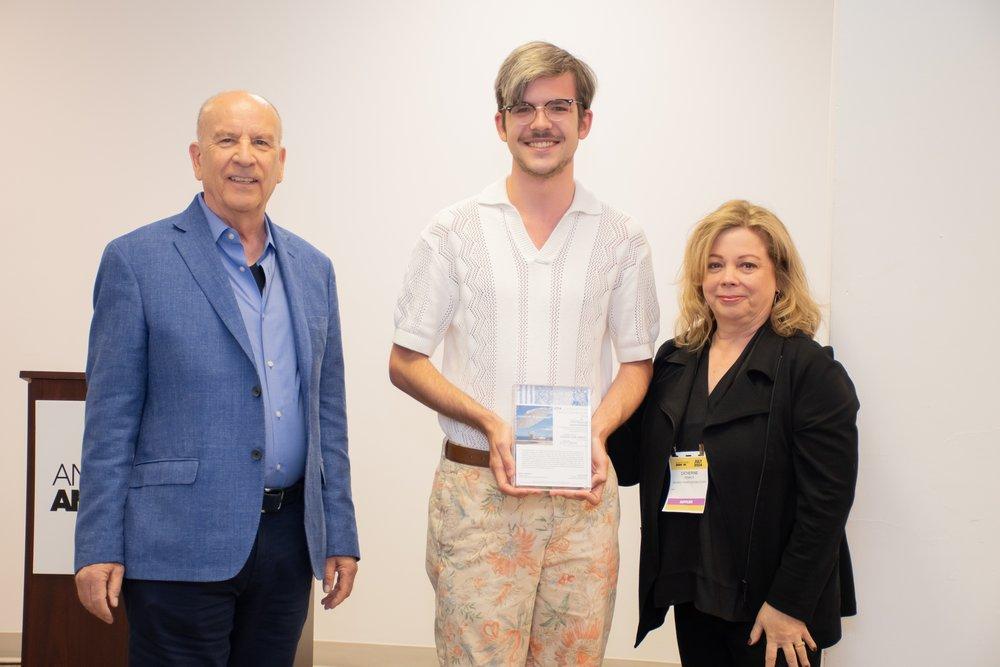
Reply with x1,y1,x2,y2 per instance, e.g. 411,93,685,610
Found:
199,195,306,488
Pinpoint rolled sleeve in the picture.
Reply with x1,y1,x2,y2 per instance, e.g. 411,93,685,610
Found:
392,224,457,356
609,228,659,362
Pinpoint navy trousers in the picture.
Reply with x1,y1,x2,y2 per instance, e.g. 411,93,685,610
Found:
123,492,312,667
674,603,823,667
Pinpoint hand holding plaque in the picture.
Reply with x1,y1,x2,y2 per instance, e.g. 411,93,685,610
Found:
512,385,592,490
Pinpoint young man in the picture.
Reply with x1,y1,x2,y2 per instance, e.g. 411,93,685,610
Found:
390,42,659,664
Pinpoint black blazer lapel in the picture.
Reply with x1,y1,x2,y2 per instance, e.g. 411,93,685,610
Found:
172,197,256,365
653,346,699,445
705,326,785,428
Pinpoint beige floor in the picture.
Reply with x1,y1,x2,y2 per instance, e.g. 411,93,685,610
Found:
313,641,676,666
0,633,678,666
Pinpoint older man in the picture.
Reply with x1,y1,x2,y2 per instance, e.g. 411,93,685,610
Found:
390,42,659,664
74,91,359,665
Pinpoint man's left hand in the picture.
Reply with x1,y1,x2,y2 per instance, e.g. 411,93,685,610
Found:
549,435,608,506
321,556,358,610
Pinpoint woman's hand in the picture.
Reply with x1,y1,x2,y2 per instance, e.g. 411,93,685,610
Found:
749,602,818,667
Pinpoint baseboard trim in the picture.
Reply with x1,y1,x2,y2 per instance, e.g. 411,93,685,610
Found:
312,640,677,666
0,632,19,662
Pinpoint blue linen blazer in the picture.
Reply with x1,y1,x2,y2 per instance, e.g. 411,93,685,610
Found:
74,196,359,581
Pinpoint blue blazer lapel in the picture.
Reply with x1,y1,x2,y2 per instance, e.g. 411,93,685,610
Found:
171,197,256,364
271,224,313,393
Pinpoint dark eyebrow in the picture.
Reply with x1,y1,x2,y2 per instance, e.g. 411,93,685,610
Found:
518,97,572,105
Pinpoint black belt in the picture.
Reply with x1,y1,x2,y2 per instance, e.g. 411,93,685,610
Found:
261,479,304,514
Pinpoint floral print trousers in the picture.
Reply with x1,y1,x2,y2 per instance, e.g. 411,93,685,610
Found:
426,457,620,666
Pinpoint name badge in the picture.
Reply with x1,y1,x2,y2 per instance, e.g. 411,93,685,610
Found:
662,447,708,514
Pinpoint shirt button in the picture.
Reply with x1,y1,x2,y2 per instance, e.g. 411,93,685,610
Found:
266,360,274,368
227,232,235,240
276,463,282,471
251,385,262,397
275,410,282,418
239,266,246,272
250,449,263,461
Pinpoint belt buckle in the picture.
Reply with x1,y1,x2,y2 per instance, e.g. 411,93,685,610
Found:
262,487,284,514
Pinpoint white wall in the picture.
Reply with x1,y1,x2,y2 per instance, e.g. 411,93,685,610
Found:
1,1,837,662
825,1,1000,665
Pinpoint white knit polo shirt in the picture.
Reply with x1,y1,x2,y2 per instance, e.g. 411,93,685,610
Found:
393,179,659,451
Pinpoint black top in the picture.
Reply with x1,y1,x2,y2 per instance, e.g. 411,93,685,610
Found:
653,332,759,621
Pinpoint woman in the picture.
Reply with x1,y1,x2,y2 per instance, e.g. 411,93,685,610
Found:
609,201,858,667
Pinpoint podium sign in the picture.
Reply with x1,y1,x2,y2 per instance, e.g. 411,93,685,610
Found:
33,400,84,574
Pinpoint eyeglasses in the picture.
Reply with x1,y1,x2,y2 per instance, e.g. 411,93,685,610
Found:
502,99,579,124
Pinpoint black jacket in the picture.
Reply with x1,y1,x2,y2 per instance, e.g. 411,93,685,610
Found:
609,325,859,647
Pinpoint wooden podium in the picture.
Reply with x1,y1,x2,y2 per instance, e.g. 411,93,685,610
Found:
20,371,127,665
20,371,313,666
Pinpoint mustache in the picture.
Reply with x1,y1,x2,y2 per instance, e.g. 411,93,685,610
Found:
521,130,561,140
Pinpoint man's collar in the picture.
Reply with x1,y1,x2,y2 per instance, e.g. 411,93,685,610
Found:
476,178,602,215
197,193,275,249
476,179,509,206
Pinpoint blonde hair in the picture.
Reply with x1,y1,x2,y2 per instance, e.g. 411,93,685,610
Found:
494,41,597,112
675,200,821,350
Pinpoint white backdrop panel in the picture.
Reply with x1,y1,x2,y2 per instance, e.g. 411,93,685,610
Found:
826,1,1000,665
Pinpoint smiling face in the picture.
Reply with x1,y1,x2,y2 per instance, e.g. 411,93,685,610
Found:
702,227,779,333
189,92,285,225
494,72,592,180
